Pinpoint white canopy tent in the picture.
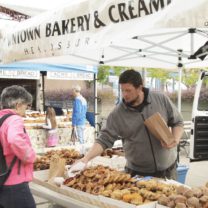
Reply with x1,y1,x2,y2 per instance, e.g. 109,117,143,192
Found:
0,0,208,113
0,0,208,67
18,27,207,69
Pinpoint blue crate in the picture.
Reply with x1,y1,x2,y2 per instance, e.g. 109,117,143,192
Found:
177,164,189,184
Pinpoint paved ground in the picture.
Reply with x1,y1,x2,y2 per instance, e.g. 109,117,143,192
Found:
179,149,208,188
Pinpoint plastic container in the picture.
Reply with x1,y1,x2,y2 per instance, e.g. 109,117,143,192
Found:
177,164,189,184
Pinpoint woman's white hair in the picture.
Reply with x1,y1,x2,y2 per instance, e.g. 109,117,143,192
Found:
0,85,32,109
72,85,81,92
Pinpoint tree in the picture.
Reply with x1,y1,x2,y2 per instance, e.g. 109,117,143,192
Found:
147,68,171,91
97,65,111,84
182,68,201,89
97,65,132,84
112,66,126,76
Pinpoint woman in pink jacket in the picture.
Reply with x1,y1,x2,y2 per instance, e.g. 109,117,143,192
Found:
0,85,36,208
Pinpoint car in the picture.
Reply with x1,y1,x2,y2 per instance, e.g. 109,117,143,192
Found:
190,71,208,161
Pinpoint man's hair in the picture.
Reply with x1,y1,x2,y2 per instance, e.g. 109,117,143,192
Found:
72,85,81,92
119,69,143,88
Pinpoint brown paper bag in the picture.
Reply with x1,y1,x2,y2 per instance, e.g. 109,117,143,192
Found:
144,112,175,145
48,155,66,183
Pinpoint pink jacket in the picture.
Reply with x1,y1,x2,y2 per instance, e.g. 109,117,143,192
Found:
0,109,36,185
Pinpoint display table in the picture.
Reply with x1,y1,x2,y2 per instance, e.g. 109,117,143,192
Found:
32,170,157,208
27,126,95,153
32,159,195,208
30,183,98,208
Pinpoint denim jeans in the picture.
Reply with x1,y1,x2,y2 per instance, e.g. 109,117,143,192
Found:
76,125,85,144
0,182,36,208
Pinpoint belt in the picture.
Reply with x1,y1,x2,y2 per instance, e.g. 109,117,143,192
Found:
126,160,177,178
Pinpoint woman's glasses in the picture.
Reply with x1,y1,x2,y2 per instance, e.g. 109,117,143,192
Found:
27,104,32,109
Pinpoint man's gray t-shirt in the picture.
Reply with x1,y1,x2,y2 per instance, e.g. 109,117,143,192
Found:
96,91,183,173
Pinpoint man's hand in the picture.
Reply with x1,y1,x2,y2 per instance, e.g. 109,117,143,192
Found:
67,142,104,177
70,161,86,173
67,160,87,177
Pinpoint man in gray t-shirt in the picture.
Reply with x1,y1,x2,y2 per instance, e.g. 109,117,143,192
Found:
73,69,184,180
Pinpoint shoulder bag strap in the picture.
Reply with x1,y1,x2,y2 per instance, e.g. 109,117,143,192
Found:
0,114,17,172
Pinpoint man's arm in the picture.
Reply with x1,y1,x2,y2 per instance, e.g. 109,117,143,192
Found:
163,94,184,149
81,142,104,163
172,125,184,144
161,125,184,149
70,143,104,173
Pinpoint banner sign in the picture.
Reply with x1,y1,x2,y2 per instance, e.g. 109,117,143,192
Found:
47,71,94,80
0,70,40,79
1,0,172,63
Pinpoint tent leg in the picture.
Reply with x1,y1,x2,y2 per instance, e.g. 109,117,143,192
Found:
94,73,98,138
39,71,46,112
177,50,183,113
41,71,46,112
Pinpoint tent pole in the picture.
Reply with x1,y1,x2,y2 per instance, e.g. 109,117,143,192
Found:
141,67,146,85
189,28,196,54
177,49,183,163
94,73,98,138
43,75,45,111
39,71,45,112
177,50,183,113
190,32,194,54
42,71,46,112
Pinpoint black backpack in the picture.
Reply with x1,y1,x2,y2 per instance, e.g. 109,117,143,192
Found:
0,114,17,186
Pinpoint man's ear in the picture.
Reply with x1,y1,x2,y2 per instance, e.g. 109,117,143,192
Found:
138,85,143,90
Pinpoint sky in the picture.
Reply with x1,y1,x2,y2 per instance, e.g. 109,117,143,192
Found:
0,0,72,10
0,0,80,17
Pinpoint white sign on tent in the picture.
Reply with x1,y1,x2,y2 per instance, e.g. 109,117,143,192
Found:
47,71,93,80
0,69,40,79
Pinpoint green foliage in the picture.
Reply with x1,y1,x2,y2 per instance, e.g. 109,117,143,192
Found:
182,68,201,88
97,66,208,98
113,66,126,76
147,68,171,83
97,65,133,84
97,65,110,84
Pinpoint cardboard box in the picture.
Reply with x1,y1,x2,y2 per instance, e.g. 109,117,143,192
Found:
144,113,175,145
